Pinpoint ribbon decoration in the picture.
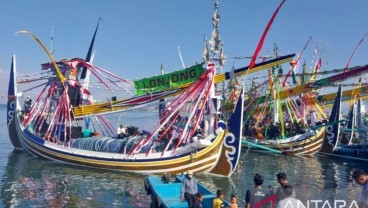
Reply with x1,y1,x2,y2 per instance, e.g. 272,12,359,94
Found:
282,36,312,87
248,0,287,69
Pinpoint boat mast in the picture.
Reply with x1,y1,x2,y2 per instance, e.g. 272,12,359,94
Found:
272,43,280,125
209,0,226,92
159,63,166,120
204,0,225,135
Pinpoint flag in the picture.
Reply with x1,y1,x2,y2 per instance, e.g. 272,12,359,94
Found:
345,32,368,70
81,87,93,104
248,0,286,69
282,36,312,87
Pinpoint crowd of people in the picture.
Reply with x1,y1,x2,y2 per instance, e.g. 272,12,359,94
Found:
181,170,238,208
178,169,368,208
180,171,305,208
243,116,307,140
244,172,302,208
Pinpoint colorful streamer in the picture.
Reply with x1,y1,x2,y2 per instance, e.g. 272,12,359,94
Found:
248,0,286,69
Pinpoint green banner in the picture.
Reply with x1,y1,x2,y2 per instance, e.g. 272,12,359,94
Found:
134,64,204,96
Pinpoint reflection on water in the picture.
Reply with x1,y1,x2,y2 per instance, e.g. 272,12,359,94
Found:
235,151,363,206
0,108,366,207
0,152,152,208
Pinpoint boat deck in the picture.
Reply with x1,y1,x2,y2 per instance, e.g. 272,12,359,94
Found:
148,175,226,208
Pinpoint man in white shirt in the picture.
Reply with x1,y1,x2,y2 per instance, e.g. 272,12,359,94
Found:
276,185,305,208
117,124,127,138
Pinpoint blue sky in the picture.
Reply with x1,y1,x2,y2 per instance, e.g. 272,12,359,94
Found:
0,0,367,102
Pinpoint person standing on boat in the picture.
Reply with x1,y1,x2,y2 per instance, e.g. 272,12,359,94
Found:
117,124,127,138
245,173,271,208
24,96,32,115
181,170,198,208
352,170,368,208
275,173,295,203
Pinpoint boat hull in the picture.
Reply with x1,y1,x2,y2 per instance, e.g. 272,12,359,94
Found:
319,144,368,162
242,127,326,155
7,56,22,150
15,112,225,174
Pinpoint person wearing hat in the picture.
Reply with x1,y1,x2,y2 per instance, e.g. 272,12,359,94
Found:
275,172,295,203
181,170,198,208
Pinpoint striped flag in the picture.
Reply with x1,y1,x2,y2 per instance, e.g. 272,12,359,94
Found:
81,87,93,104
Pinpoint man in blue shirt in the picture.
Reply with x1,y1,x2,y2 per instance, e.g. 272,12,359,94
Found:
245,173,272,208
181,170,198,208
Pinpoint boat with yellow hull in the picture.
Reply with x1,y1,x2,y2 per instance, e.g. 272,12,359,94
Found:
7,55,244,177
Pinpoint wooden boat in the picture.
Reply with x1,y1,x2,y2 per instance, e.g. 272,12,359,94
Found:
340,97,356,145
241,50,328,156
7,41,245,176
243,127,326,155
146,174,229,208
7,56,22,150
319,91,368,161
318,85,342,154
241,60,368,156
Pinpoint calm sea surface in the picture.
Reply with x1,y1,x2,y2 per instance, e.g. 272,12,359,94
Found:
0,107,364,207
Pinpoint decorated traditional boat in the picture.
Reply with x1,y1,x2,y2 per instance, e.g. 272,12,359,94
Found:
254,64,368,106
242,60,368,156
319,92,368,161
241,45,328,156
318,85,343,154
7,30,246,176
243,115,326,155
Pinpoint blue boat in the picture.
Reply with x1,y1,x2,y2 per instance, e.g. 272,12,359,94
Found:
319,86,368,162
146,175,230,208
